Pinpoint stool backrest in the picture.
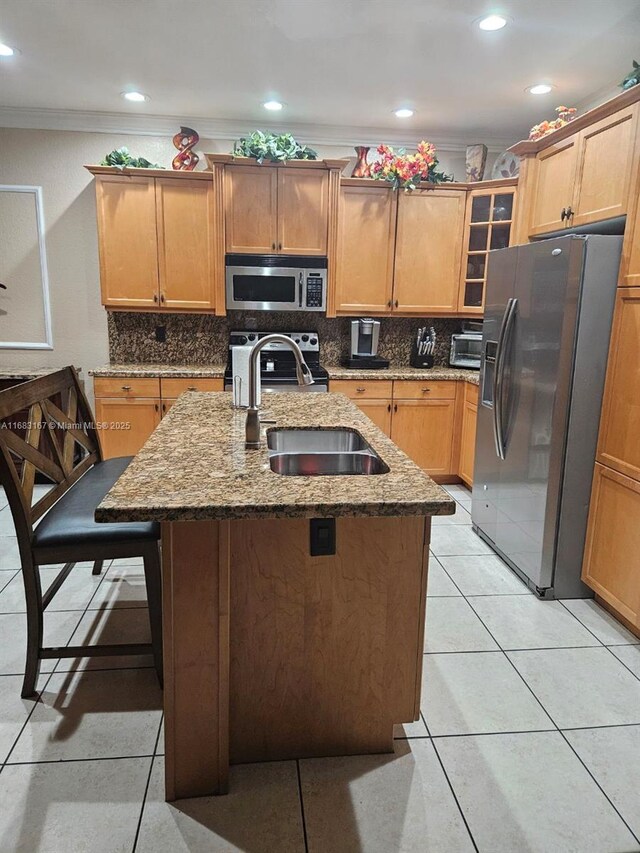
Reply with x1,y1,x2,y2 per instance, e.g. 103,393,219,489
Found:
0,367,102,550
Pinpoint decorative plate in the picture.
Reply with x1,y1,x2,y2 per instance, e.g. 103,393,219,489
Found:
491,151,520,180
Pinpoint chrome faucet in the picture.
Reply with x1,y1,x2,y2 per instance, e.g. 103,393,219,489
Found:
245,334,314,448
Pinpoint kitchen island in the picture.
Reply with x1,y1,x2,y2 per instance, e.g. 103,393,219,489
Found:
96,391,454,800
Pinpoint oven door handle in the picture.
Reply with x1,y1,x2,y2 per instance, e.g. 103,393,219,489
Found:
298,272,303,308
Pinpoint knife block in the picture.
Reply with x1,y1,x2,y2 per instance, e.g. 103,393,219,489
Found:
410,343,434,369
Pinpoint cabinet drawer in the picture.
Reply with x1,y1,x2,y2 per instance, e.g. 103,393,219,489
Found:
464,383,479,407
161,377,224,397
94,377,161,398
330,379,393,400
393,380,457,400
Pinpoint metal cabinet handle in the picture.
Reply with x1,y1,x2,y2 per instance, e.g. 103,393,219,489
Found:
153,293,158,303
162,403,167,413
278,242,282,250
121,385,132,391
187,386,197,391
566,206,574,219
387,403,391,412
271,242,276,250
160,293,165,303
394,299,399,308
422,388,431,393
560,207,567,221
387,299,392,308
394,403,398,413
356,387,366,393
154,403,159,412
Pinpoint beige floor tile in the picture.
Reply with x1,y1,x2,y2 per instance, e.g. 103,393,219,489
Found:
422,652,554,736
393,715,429,738
438,554,529,596
10,668,162,762
424,597,499,653
0,611,84,675
564,725,640,839
430,525,493,557
0,564,105,614
300,739,474,853
507,647,640,729
562,599,640,646
136,756,305,853
57,606,154,672
431,505,471,525
0,537,20,570
426,558,461,596
435,731,637,853
87,563,149,610
0,757,150,853
0,508,16,537
0,675,42,763
610,644,640,679
468,596,599,650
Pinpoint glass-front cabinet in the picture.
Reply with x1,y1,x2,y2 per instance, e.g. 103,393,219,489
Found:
458,182,517,314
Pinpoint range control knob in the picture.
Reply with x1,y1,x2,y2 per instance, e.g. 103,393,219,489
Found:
302,334,309,342
310,338,318,346
248,334,256,341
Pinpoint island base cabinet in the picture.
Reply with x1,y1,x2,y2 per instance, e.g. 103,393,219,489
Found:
161,515,430,800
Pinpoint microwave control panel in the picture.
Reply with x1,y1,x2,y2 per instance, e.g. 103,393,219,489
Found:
305,274,324,308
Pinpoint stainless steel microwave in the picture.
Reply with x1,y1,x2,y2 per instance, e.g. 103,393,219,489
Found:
225,254,327,312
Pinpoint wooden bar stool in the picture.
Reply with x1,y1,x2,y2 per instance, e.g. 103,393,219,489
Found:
0,367,162,697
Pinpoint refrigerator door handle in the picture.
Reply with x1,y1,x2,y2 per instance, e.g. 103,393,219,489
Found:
493,297,518,460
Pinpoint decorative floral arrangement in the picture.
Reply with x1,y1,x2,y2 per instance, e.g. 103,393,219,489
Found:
371,141,453,190
100,147,163,169
529,106,577,142
232,131,318,164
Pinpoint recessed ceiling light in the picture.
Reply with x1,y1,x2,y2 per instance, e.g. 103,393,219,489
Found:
477,14,508,31
0,43,17,57
394,108,414,118
263,100,284,111
121,91,149,103
527,83,554,95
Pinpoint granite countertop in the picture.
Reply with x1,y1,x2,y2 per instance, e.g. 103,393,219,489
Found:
326,365,480,384
0,367,80,381
89,364,227,378
96,391,455,523
89,363,479,385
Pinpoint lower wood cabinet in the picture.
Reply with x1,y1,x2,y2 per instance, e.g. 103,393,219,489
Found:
459,385,479,487
94,397,161,459
94,376,224,459
391,399,457,476
355,399,392,436
582,463,640,630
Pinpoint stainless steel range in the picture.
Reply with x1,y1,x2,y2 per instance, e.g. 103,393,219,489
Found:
224,331,329,400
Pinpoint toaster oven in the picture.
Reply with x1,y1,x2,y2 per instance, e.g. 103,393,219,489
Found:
450,332,483,369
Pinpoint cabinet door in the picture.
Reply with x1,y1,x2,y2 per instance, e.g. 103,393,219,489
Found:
95,398,161,459
277,169,328,255
459,400,478,487
224,165,277,253
393,190,465,313
573,105,638,227
582,463,640,628
335,186,396,313
391,399,456,475
95,176,159,308
621,173,640,286
156,179,216,310
597,288,640,480
355,399,392,436
528,137,578,236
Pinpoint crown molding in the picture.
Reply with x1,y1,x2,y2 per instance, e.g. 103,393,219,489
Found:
0,106,516,153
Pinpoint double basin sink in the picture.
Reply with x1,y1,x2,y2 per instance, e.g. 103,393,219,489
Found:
267,428,389,476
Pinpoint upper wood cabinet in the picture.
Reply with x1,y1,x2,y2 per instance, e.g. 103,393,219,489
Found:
224,164,328,255
335,185,397,313
224,165,277,254
92,171,218,312
596,287,640,481
394,189,466,313
620,162,640,286
514,92,640,238
528,137,579,236
156,178,216,310
95,176,160,309
458,184,517,313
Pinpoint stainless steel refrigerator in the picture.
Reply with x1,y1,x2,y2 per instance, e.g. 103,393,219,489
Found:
472,235,622,598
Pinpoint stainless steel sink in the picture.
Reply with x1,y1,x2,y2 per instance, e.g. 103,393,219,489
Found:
267,427,370,453
269,451,389,476
266,427,388,476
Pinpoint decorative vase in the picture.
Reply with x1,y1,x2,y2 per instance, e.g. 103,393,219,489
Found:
172,126,200,171
465,144,488,182
351,146,371,178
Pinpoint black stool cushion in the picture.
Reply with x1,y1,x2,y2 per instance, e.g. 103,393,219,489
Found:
33,456,159,551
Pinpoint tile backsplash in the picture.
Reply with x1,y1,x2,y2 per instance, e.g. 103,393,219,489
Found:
108,312,463,367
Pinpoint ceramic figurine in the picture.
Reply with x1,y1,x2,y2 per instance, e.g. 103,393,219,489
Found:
172,126,200,171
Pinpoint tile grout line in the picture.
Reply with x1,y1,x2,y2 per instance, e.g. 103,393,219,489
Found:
601,644,640,685
424,714,480,853
556,598,612,647
131,714,164,853
295,759,310,853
